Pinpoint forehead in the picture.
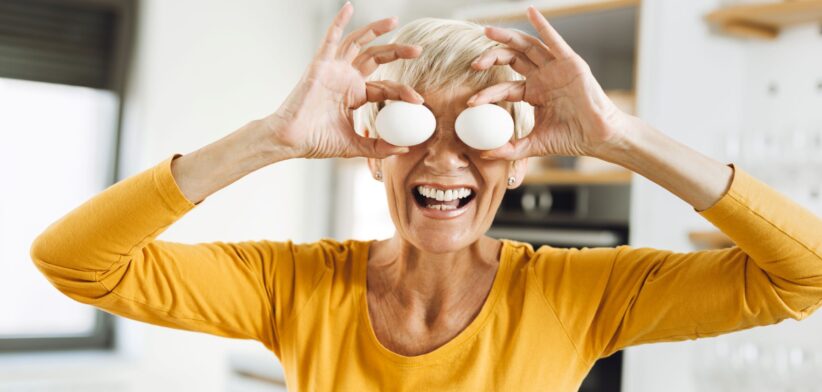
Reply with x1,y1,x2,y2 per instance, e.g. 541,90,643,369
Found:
421,86,475,116
419,85,514,119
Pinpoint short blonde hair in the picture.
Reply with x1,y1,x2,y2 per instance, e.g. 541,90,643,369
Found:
355,18,534,140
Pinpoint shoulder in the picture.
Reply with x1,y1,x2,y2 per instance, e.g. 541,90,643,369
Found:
264,238,369,304
501,239,628,280
280,238,370,269
503,239,628,261
290,238,363,256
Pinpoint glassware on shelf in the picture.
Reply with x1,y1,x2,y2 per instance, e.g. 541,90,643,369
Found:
722,120,822,218
693,340,822,392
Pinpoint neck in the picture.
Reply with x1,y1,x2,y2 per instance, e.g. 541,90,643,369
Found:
367,235,502,306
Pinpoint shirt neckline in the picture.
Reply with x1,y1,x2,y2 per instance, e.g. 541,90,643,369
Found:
353,239,512,366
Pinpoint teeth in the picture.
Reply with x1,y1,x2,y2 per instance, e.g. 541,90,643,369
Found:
415,185,473,201
426,204,456,210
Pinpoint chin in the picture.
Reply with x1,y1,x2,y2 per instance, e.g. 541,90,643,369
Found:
385,179,503,253
395,189,486,254
407,228,479,254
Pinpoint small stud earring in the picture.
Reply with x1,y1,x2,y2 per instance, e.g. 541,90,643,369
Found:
375,171,383,181
507,176,516,187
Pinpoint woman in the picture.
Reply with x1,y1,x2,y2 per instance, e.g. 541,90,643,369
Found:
31,3,822,391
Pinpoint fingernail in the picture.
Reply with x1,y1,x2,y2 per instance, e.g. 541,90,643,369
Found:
395,147,409,154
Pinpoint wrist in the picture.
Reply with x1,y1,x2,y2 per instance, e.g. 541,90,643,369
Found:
250,115,304,162
591,115,733,209
589,113,651,167
169,118,299,204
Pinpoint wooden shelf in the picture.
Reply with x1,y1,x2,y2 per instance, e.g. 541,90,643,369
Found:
455,0,639,24
523,169,632,185
706,0,822,40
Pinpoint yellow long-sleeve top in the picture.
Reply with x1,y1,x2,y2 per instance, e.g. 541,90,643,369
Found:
31,155,822,391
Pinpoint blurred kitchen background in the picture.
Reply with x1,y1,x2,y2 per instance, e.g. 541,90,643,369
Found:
1,0,821,391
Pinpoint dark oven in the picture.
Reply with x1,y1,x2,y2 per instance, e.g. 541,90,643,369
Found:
489,181,630,392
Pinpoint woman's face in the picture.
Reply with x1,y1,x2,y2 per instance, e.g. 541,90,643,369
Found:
370,86,526,253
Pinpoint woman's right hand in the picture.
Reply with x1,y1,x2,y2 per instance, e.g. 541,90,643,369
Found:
263,2,423,159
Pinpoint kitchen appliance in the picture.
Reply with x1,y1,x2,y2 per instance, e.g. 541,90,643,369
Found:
489,181,631,392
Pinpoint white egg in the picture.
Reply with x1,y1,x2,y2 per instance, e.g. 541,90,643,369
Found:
374,102,436,147
455,104,514,150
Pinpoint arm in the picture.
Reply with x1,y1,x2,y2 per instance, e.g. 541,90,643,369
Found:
30,151,285,352
168,120,287,204
30,2,420,354
470,7,822,361
596,115,732,211
30,151,342,355
536,166,822,361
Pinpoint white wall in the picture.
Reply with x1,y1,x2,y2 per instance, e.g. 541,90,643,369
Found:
626,1,822,391
120,0,325,243
630,0,747,253
116,0,330,390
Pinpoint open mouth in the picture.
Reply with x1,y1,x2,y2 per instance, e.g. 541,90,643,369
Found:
411,184,477,211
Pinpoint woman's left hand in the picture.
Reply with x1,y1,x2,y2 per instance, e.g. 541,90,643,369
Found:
468,6,630,160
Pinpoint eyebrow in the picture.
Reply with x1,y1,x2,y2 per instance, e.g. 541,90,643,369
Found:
377,101,431,111
377,100,501,112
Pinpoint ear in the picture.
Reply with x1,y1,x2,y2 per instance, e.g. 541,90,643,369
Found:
367,156,383,182
507,157,529,188
365,129,384,181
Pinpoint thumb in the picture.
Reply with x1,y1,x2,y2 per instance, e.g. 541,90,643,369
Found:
352,136,409,158
480,137,533,160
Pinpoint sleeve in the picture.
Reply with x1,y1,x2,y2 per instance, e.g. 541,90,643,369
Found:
29,155,329,356
533,166,822,362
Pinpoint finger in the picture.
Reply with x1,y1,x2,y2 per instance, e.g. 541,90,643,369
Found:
527,6,575,58
352,44,422,76
341,16,399,60
363,80,424,106
351,136,409,158
317,2,354,59
483,26,554,65
480,137,533,160
471,47,537,76
467,81,525,106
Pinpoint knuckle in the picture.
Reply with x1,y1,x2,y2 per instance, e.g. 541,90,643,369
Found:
367,44,386,54
374,54,394,64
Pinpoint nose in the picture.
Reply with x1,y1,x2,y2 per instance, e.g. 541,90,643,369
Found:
422,126,469,175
